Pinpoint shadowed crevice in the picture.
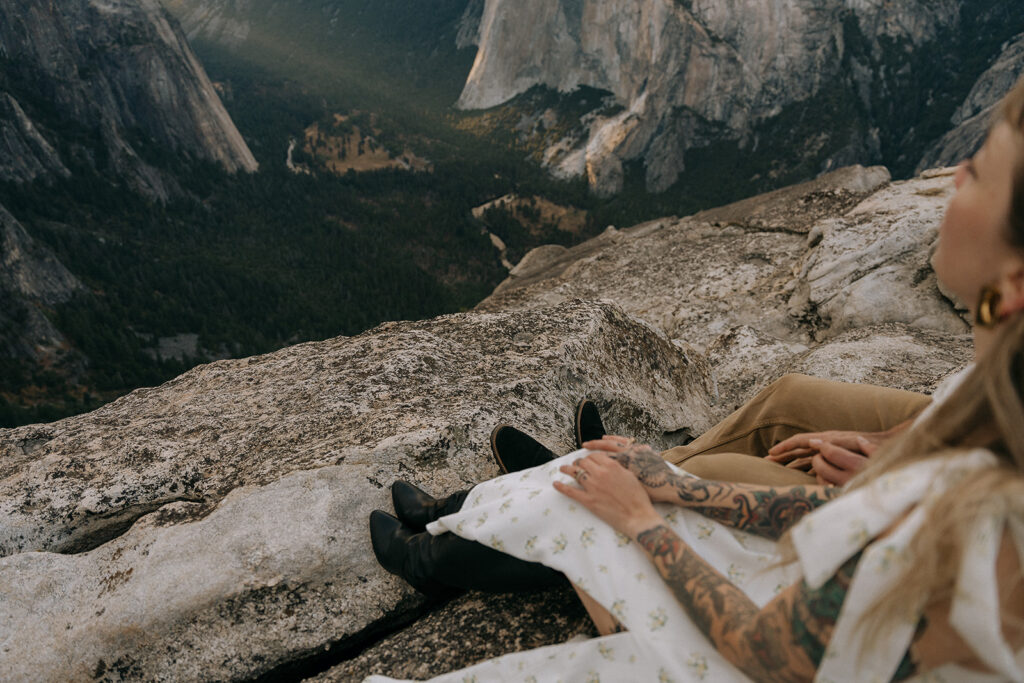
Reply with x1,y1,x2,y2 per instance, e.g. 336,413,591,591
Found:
53,497,211,555
246,593,441,683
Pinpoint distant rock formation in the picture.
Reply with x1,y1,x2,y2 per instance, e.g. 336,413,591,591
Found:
0,163,973,679
0,206,83,362
0,0,257,199
457,0,1022,196
917,33,1024,173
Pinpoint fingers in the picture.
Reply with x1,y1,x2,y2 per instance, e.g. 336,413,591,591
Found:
856,436,879,457
559,453,622,485
812,439,869,472
784,456,814,471
767,433,820,458
765,447,815,464
809,440,868,486
553,479,586,501
581,435,634,452
811,452,844,486
768,431,869,461
559,462,591,485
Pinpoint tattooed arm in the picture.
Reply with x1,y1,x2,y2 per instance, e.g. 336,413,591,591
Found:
635,523,860,682
554,453,864,681
603,444,840,540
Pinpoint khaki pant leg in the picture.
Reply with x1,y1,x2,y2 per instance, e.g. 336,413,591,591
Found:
680,453,818,486
661,374,932,483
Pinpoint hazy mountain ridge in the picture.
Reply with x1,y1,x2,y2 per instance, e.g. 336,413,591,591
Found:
163,0,477,108
0,0,256,200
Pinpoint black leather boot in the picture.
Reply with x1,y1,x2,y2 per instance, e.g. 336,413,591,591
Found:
574,399,607,449
369,510,460,597
370,511,565,596
490,424,557,473
391,480,470,531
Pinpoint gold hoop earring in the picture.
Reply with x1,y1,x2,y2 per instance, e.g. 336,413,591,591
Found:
976,285,1003,328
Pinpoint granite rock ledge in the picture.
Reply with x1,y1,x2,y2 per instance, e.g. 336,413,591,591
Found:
0,300,714,681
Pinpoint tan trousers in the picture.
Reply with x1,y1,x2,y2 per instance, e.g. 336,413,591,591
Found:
661,374,933,486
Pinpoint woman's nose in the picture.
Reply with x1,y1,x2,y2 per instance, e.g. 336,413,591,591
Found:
954,160,969,190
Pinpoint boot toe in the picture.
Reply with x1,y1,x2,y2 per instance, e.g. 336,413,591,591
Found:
391,480,436,531
490,424,556,474
574,399,607,449
370,510,410,575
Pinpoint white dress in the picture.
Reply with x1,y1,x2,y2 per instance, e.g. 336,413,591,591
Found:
365,446,1024,683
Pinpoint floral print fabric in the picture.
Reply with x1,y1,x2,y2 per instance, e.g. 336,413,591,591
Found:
365,449,1023,682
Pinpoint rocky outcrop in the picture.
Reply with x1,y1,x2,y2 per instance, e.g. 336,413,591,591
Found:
458,0,1022,195
917,33,1024,173
0,300,714,680
162,0,254,48
479,164,969,412
0,162,975,680
0,0,257,198
0,94,71,184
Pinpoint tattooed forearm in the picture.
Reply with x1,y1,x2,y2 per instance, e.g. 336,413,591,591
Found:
682,484,839,540
611,445,838,540
636,524,851,682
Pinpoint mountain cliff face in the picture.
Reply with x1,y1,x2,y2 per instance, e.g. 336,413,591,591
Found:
917,33,1024,174
457,0,1022,195
0,0,261,421
0,0,257,199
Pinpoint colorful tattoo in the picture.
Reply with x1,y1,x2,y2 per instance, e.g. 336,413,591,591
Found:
636,523,846,681
613,445,839,540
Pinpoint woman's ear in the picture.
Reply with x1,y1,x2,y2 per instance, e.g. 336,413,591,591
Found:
997,260,1024,317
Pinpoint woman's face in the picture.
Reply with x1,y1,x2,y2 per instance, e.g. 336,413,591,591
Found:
932,121,1024,314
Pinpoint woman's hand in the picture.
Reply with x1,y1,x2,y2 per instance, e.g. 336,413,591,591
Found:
581,436,680,502
766,430,884,472
554,452,664,539
809,437,875,486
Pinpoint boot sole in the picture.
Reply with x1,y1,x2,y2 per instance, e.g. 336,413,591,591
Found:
490,423,512,474
575,399,600,450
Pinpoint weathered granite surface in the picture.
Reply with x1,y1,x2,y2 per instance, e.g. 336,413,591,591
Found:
478,165,968,409
311,588,595,682
0,300,713,680
0,161,976,680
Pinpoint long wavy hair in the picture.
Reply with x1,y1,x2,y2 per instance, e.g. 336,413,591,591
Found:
850,314,1024,642
837,76,1024,645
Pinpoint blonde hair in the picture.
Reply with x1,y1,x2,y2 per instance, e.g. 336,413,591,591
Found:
1000,75,1024,248
844,75,1024,639
848,312,1024,642
783,76,1024,648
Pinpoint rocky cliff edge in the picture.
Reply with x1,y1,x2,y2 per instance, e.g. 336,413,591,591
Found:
0,165,972,680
